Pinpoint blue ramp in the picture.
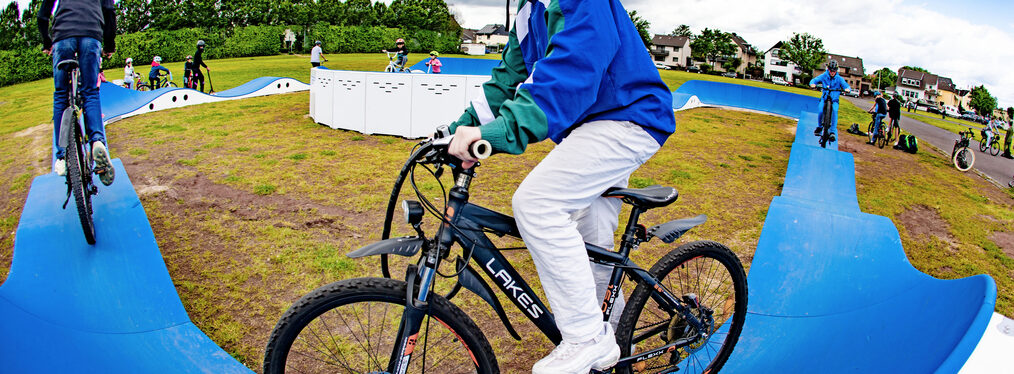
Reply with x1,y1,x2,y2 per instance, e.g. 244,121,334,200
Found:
408,57,500,75
673,81,998,372
0,160,251,373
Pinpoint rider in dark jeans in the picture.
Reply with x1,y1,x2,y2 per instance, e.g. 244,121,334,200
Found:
192,40,209,92
39,0,116,186
887,95,901,145
867,91,888,144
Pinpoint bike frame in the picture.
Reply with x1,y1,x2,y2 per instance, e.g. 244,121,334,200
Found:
385,166,706,373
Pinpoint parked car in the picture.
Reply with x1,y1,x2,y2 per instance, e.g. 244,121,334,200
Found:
845,89,860,97
687,65,700,73
654,61,671,70
926,106,942,114
721,72,736,78
771,76,788,86
943,105,960,117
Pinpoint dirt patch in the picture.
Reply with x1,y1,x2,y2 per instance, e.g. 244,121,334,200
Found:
990,231,1014,259
12,123,51,173
896,205,958,248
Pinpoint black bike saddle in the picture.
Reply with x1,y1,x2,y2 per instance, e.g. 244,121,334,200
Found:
602,185,678,208
57,59,79,71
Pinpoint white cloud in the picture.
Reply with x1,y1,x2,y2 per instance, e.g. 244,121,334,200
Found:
453,0,1014,108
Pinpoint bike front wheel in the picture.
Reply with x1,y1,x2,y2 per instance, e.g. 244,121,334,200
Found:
616,241,748,374
167,81,178,88
62,109,96,244
953,147,975,172
263,277,498,374
876,133,887,149
989,141,1000,156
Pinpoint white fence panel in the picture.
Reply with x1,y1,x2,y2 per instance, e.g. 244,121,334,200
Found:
410,75,468,138
364,73,412,136
331,71,367,132
315,70,335,128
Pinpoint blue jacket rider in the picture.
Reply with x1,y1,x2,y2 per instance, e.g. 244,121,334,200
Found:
809,60,851,141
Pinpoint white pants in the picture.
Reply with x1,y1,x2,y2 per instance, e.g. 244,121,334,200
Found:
513,120,661,343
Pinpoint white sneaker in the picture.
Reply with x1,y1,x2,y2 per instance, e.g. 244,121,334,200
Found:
54,158,66,176
532,323,621,374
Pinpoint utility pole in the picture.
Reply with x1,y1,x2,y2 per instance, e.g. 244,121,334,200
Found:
506,0,510,28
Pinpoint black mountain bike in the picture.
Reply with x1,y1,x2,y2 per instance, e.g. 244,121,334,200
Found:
978,129,1001,156
139,70,177,91
816,87,847,148
263,128,748,374
867,114,888,149
952,128,975,172
56,59,98,244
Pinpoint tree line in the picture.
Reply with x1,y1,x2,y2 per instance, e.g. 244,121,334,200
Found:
0,0,460,51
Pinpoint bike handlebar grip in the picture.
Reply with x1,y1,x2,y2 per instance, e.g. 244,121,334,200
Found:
470,140,492,160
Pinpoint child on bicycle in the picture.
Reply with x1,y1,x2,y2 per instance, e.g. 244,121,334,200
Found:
183,55,195,88
425,51,442,74
382,38,409,71
123,57,135,90
447,1,676,372
867,91,888,145
984,117,1000,149
148,56,171,88
808,60,850,142
39,0,116,185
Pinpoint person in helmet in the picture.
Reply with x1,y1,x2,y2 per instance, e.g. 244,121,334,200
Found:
123,57,135,89
382,38,409,71
183,55,196,88
148,55,171,88
425,50,442,74
192,40,210,92
808,59,851,143
39,0,117,184
310,40,327,67
866,91,888,144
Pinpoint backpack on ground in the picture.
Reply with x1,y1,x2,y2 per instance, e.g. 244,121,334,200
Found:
894,134,918,154
847,123,867,136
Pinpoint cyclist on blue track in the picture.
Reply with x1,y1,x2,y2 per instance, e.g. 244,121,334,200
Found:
446,1,676,372
809,60,851,142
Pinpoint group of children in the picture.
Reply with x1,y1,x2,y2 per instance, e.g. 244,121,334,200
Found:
311,38,442,73
121,40,210,91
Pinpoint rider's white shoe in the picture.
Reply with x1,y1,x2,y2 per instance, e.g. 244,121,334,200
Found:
532,323,620,374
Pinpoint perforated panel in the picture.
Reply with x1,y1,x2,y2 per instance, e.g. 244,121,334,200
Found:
315,70,335,127
331,71,367,132
410,75,468,138
364,74,412,136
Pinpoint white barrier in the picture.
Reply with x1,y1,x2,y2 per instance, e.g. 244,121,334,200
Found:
310,69,491,138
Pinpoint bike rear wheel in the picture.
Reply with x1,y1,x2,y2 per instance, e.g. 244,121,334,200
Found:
63,109,96,244
979,140,988,153
616,241,747,374
137,84,151,91
953,147,975,172
263,277,498,374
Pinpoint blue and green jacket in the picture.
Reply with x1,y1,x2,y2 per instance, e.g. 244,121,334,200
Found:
809,71,851,103
449,0,676,154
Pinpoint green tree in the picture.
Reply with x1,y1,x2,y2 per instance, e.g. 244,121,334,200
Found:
779,32,826,83
670,24,692,38
345,0,379,27
317,0,346,25
901,65,929,73
690,28,735,69
968,85,997,117
0,2,24,50
723,57,741,72
627,10,651,48
20,0,43,48
870,67,897,89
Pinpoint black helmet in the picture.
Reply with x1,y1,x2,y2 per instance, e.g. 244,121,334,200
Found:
197,40,206,47
315,40,322,45
827,60,839,72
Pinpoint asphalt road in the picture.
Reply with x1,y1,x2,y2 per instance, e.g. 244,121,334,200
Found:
843,96,1013,187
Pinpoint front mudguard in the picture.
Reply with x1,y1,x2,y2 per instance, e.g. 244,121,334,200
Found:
346,236,425,258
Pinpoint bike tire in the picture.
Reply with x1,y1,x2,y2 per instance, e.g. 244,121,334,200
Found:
137,84,151,92
979,140,988,153
167,81,178,88
63,110,96,245
820,104,832,148
263,277,498,374
953,147,975,172
989,141,1000,156
615,241,748,374
877,134,887,149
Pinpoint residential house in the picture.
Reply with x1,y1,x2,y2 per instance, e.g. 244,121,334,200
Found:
461,29,478,43
763,41,800,83
812,54,865,92
475,24,510,53
727,33,758,75
894,68,947,105
650,35,691,69
935,76,961,108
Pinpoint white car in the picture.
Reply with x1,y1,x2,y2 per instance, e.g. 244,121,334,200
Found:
654,62,671,70
771,76,788,86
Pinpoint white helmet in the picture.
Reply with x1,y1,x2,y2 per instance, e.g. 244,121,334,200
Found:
153,56,162,63
125,57,133,64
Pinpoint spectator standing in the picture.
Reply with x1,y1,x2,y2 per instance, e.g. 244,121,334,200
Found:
192,40,209,92
123,57,134,89
310,41,327,67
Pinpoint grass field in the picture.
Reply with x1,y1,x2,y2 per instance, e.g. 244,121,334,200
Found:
1,54,1012,371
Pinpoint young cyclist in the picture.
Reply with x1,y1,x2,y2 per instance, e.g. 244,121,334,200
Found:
887,95,901,145
382,38,409,71
148,56,171,88
183,55,195,88
310,40,327,67
425,51,442,74
808,60,851,142
123,57,135,89
39,0,116,185
447,1,676,372
192,40,209,92
867,91,888,144
984,117,1000,149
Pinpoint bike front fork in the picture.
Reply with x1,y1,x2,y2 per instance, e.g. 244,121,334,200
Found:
387,264,436,374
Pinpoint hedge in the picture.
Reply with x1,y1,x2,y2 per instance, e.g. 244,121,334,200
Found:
1,24,462,87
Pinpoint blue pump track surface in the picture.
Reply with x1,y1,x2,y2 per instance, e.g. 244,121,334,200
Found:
408,57,500,75
673,80,996,372
0,160,252,372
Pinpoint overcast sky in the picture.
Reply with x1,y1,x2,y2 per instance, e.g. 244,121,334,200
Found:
448,0,1014,108
9,0,1013,107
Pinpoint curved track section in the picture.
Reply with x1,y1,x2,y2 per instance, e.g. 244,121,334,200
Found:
0,160,252,373
408,57,500,75
674,80,1003,372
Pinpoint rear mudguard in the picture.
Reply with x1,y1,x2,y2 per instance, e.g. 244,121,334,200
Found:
346,236,424,258
648,215,707,243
